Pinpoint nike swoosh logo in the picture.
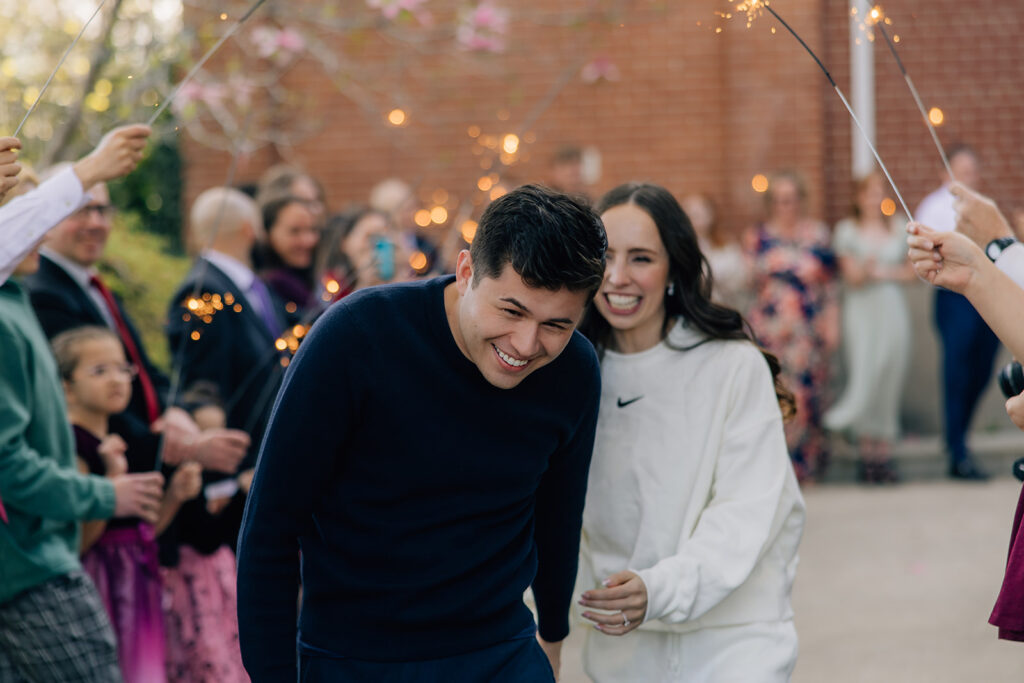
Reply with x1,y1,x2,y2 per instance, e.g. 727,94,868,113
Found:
617,396,643,408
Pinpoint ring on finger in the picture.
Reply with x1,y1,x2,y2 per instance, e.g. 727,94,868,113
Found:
621,612,630,627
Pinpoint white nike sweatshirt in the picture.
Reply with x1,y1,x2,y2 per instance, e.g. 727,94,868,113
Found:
577,320,805,632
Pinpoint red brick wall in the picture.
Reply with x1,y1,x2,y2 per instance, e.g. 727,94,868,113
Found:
824,0,1024,225
182,1,1024,244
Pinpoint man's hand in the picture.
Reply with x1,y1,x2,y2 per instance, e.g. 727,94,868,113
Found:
907,221,987,294
96,434,128,478
536,635,562,681
578,570,647,636
112,471,164,523
152,406,201,467
952,182,1015,246
72,124,151,188
0,137,22,201
192,429,250,474
1007,390,1024,431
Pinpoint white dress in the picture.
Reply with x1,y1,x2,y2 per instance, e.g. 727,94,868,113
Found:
823,217,911,441
577,321,806,682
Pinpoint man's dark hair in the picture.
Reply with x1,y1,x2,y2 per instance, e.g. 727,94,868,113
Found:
946,142,977,164
470,184,607,295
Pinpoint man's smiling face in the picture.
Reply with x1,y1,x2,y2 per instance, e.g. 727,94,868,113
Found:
447,251,589,390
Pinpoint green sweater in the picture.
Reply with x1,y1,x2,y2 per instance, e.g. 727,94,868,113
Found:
0,279,115,604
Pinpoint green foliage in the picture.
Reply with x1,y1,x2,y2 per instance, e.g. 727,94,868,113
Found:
97,212,191,373
108,139,185,252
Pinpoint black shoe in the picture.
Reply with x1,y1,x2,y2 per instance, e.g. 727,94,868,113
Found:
949,458,990,481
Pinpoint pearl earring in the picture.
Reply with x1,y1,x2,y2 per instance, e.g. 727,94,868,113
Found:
667,282,675,296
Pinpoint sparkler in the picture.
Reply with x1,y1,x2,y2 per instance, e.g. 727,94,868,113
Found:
13,0,109,137
146,0,268,126
155,106,255,471
727,1,912,219
866,5,953,177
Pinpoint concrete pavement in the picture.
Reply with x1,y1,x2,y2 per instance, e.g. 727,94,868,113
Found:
559,478,1024,682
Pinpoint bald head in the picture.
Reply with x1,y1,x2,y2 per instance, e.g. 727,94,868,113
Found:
189,187,263,253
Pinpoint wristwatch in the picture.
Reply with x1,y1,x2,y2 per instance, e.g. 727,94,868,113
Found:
986,237,1016,262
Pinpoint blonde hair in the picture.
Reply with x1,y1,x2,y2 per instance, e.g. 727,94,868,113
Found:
188,187,262,254
51,326,122,380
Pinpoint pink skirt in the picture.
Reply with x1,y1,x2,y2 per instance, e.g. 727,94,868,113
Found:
81,523,166,683
161,545,249,682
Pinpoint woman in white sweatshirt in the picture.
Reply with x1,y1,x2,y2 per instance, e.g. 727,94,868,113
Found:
576,182,806,682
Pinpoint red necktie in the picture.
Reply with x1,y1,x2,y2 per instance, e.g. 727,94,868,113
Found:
89,275,161,424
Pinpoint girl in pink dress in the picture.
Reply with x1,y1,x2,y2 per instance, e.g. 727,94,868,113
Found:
55,326,202,683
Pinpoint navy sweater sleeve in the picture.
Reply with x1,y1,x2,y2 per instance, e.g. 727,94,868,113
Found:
236,305,365,680
531,348,600,642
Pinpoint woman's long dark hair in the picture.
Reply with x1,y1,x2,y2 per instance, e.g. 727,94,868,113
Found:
579,182,795,419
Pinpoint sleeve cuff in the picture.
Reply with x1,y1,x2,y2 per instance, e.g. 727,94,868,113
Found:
90,476,117,519
995,243,1024,290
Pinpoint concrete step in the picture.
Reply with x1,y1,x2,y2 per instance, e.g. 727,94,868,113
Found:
824,429,1024,482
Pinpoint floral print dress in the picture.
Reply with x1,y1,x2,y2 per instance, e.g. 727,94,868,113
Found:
745,220,838,482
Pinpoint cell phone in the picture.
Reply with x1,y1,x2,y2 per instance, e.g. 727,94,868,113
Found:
999,361,1024,398
373,237,395,281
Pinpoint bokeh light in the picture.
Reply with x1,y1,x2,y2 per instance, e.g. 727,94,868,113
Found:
387,108,407,126
751,174,769,193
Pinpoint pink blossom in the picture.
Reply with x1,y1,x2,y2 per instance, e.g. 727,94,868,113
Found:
250,25,305,62
581,56,620,84
457,2,509,54
276,28,305,53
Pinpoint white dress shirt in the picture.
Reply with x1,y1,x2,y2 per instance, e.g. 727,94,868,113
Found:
915,183,955,233
0,167,87,285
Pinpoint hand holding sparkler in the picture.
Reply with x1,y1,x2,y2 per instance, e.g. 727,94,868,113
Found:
112,471,165,524
72,124,152,189
952,182,1018,246
907,221,986,292
190,429,250,473
153,406,249,473
0,138,22,202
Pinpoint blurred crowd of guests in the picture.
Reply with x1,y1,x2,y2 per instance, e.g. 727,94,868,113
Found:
0,132,1002,681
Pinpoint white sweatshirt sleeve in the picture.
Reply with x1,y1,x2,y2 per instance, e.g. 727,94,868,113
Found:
0,167,85,286
995,243,1024,291
635,346,801,624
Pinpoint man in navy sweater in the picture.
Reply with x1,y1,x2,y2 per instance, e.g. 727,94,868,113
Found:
237,185,606,681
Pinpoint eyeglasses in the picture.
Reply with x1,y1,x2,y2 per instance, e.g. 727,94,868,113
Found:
80,363,138,379
71,204,115,220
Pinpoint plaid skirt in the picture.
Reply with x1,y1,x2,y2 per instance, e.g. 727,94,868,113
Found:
0,570,122,682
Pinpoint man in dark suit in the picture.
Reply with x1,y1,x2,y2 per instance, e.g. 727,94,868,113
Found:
25,175,249,475
163,187,288,557
167,186,288,464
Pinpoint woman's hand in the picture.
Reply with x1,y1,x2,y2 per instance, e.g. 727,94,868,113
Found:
906,221,987,294
578,570,647,635
168,462,203,503
1007,390,1024,431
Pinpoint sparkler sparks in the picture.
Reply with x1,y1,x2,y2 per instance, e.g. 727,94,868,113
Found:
721,0,912,218
862,4,953,177
726,0,768,29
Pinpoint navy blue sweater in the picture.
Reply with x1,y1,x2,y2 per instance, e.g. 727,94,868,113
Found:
236,276,600,678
